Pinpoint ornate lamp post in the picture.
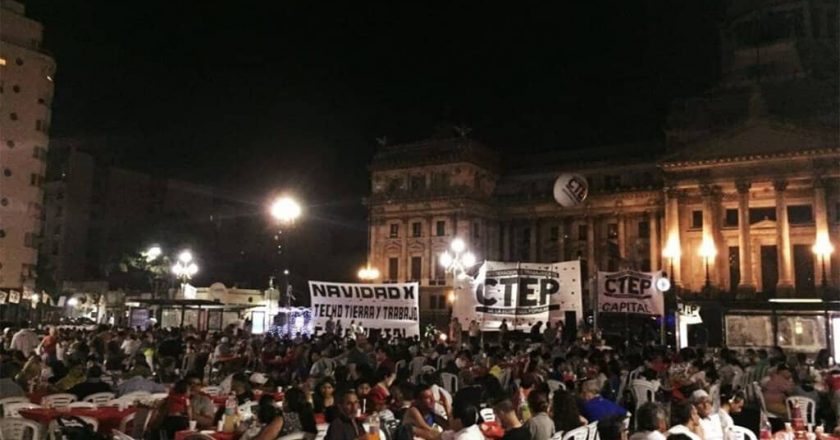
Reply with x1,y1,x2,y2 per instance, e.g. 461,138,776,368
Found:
440,238,478,340
270,195,302,335
699,239,717,291
171,250,199,293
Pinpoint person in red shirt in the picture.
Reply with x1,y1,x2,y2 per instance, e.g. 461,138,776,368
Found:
160,379,193,438
38,327,58,363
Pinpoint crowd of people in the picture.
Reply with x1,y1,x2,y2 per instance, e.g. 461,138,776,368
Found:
1,316,840,440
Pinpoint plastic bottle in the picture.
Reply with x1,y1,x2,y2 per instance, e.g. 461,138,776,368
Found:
223,393,237,432
759,413,772,440
367,412,381,440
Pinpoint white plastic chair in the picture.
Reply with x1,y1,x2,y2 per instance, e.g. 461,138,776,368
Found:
3,402,40,418
42,393,77,409
85,392,116,405
551,431,565,440
586,421,599,440
394,359,406,374
0,417,42,440
201,386,222,396
786,396,817,425
440,372,459,394
547,380,566,392
68,401,96,408
0,397,30,415
709,383,721,412
421,365,437,376
119,411,136,433
277,433,308,440
479,408,495,422
630,380,657,409
499,368,512,390
562,425,589,440
731,425,758,440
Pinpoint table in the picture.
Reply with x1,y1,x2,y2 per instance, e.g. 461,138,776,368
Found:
19,406,138,434
175,430,239,440
211,391,284,407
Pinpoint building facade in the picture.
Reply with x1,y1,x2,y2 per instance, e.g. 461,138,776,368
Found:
366,0,839,326
0,0,56,291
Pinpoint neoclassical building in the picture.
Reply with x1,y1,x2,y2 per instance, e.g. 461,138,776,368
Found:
366,0,839,328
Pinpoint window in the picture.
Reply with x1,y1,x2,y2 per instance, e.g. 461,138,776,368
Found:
6,141,13,149
436,221,446,236
787,205,813,224
604,175,621,190
550,226,559,242
410,175,426,192
412,222,422,237
387,178,402,193
15,58,23,66
725,209,739,227
30,174,38,186
389,224,399,238
638,221,650,239
473,222,480,239
0,229,5,238
9,113,17,121
607,223,618,239
410,256,422,281
691,211,703,229
12,85,19,93
0,198,7,206
388,258,399,281
749,207,776,224
3,169,10,177
431,172,450,189
578,225,588,241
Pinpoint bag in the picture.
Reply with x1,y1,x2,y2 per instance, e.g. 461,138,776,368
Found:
54,415,108,440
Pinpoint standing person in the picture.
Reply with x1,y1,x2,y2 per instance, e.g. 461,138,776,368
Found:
630,402,668,440
468,321,480,349
543,322,557,345
525,389,554,440
38,326,58,363
10,323,39,356
325,316,335,336
325,389,366,440
529,322,543,341
449,318,463,348
499,319,509,345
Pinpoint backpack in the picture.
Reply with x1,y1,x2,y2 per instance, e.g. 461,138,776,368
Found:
54,416,108,440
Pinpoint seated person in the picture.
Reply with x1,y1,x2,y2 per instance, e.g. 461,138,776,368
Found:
67,365,112,400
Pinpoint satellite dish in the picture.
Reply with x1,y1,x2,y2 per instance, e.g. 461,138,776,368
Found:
553,174,589,207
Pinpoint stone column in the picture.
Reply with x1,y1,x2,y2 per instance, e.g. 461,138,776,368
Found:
774,180,795,296
649,211,660,272
814,180,832,286
557,218,566,263
736,181,756,295
400,219,408,281
664,188,682,286
425,216,434,284
700,185,717,288
586,216,597,279
530,219,539,262
502,221,511,261
617,215,627,261
369,216,378,271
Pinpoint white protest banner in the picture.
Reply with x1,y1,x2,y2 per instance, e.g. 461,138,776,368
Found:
8,290,20,304
309,281,420,338
597,270,666,315
453,260,583,331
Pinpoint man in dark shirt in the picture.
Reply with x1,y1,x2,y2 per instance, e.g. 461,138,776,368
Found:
493,399,530,440
326,389,366,440
67,365,112,400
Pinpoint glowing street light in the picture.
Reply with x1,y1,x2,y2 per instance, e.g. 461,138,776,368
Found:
812,236,834,290
143,245,162,262
172,250,199,284
440,238,478,279
662,236,681,281
270,196,302,225
698,239,717,289
358,265,380,281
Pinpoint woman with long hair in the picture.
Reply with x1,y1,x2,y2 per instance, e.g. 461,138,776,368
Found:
552,389,587,433
241,395,284,440
283,386,318,436
313,377,338,422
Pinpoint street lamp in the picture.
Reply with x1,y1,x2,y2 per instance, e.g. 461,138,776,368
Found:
269,195,302,336
143,245,162,263
171,250,199,291
699,239,717,289
439,238,477,279
662,237,681,282
358,265,380,281
812,237,834,290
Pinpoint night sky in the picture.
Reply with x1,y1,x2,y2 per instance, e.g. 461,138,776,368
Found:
25,0,723,284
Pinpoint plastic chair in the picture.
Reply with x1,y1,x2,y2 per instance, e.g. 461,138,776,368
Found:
731,425,758,440
786,396,817,425
394,359,406,374
499,368,512,391
112,429,135,440
551,431,565,440
547,380,566,392
42,393,77,409
277,433,308,440
85,392,116,406
630,380,657,409
3,402,40,418
47,416,99,440
68,401,96,408
201,386,222,396
181,434,216,440
562,425,589,440
119,411,136,433
709,383,721,412
440,372,459,394
0,397,30,415
0,417,42,440
586,421,599,440
479,408,495,422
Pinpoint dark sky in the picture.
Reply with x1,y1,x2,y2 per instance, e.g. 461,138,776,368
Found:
25,0,723,283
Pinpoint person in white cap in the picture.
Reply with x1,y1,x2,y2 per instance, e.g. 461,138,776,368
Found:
692,389,724,440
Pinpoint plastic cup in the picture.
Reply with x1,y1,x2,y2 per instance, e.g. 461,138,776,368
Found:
217,420,224,432
277,386,283,393
189,420,197,431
